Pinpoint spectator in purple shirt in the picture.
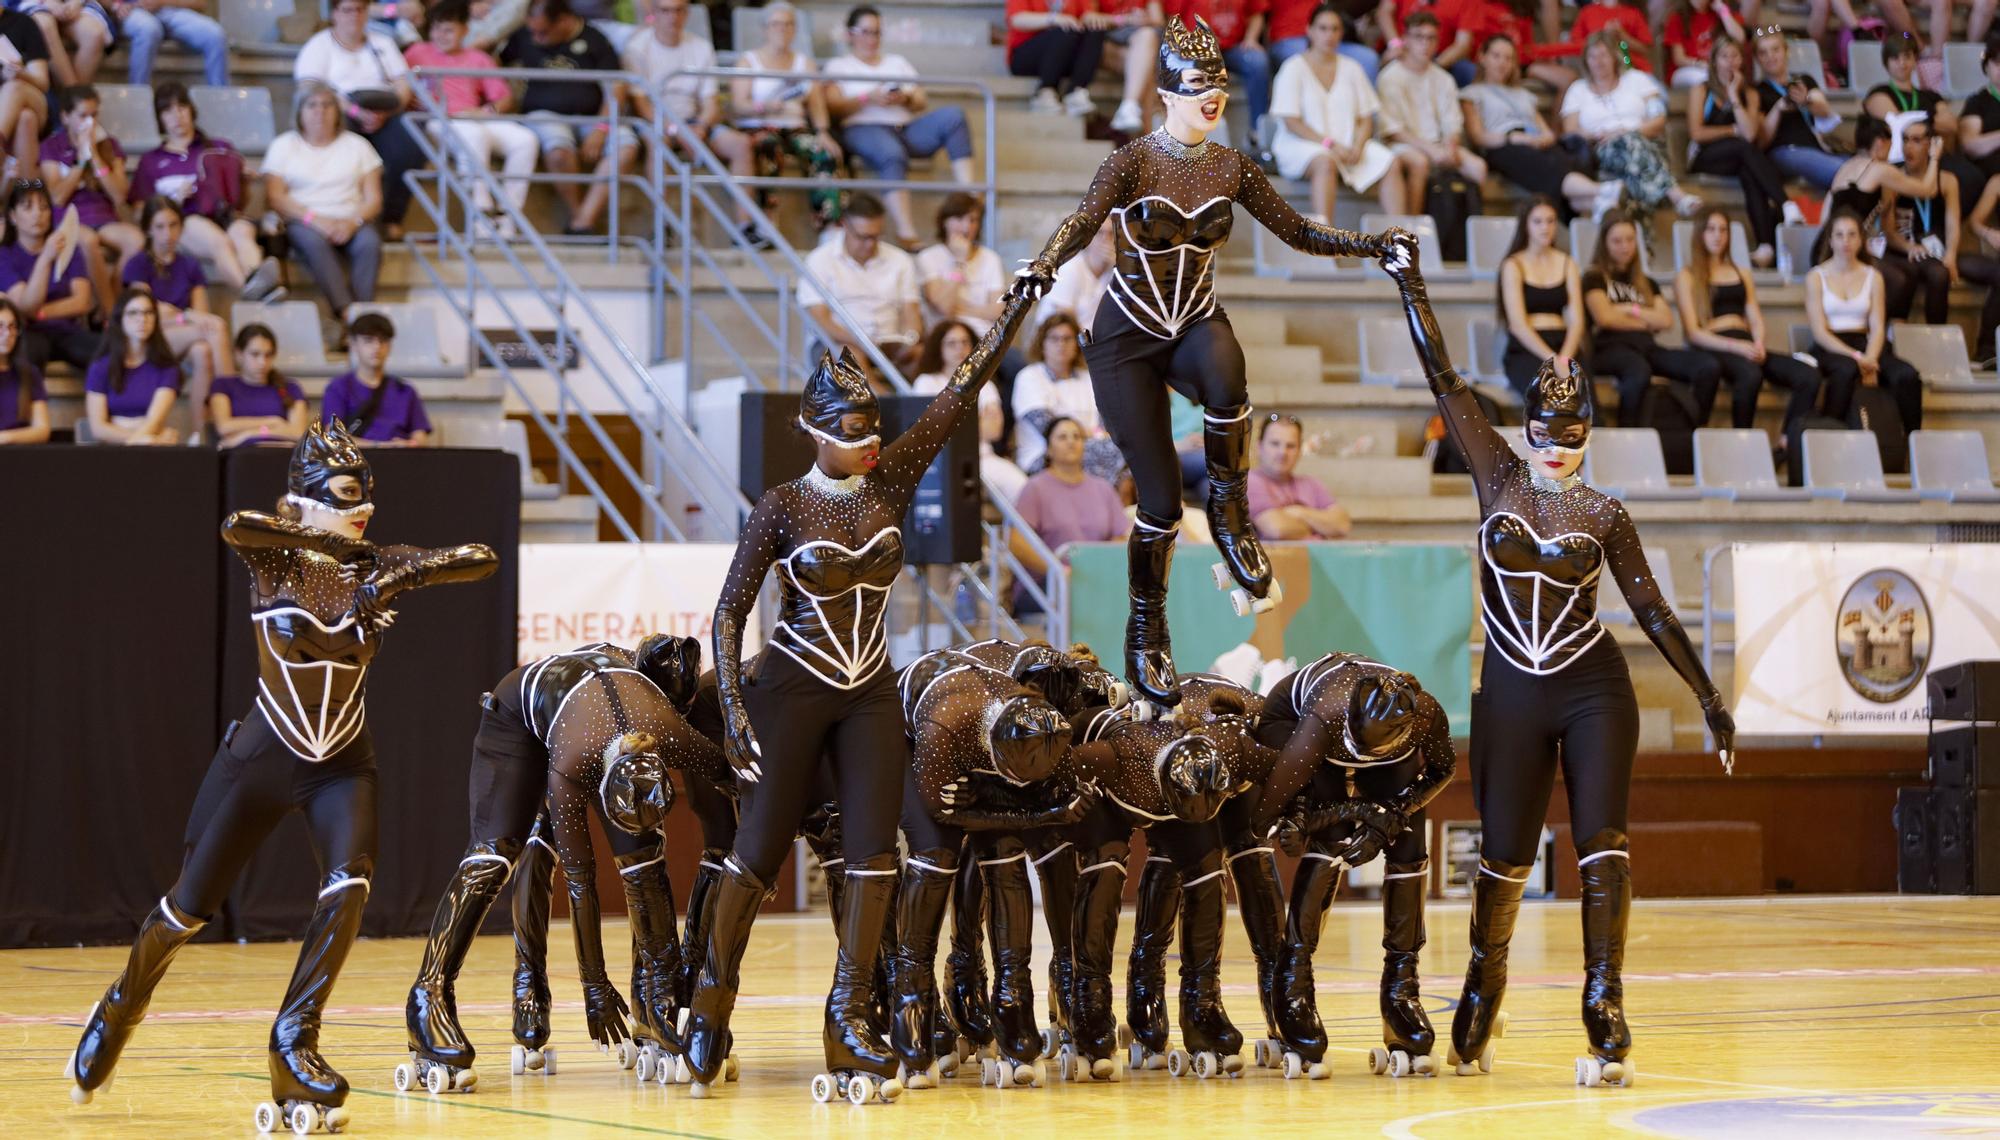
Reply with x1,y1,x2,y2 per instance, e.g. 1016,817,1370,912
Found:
0,178,95,370
0,299,50,444
209,322,309,448
124,197,227,387
131,82,283,300
41,85,143,324
1246,412,1350,540
84,285,183,445
1009,415,1131,611
320,310,433,445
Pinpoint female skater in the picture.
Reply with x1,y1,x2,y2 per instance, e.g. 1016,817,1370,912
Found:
66,422,497,1134
1006,15,1393,705
1380,239,1734,1089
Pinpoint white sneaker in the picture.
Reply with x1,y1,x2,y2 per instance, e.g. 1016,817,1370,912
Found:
1030,88,1061,114
1782,200,1805,226
1063,88,1095,117
1592,181,1625,223
1110,99,1143,132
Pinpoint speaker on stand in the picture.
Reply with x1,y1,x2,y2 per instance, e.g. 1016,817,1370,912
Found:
1903,662,2000,894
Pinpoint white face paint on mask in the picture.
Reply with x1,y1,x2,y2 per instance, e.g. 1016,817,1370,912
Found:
1523,427,1588,481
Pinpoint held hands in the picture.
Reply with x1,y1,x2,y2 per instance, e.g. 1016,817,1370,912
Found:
1325,802,1408,866
1006,258,1057,303
579,975,632,1049
722,700,763,784
1050,781,1100,826
1270,808,1309,858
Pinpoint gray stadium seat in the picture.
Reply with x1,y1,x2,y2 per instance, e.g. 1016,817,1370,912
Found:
1466,216,1514,279
1582,428,1702,500
1909,430,2000,502
190,86,276,158
1671,218,1751,274
232,301,329,373
1801,429,1920,501
503,419,563,500
98,85,161,153
1847,41,1889,94
1787,40,1827,87
218,0,287,45
1945,41,1986,99
1788,324,1815,356
1360,213,1444,272
1776,223,1821,282
1358,316,1424,387
1466,315,1506,384
1894,323,1983,390
732,5,813,55
1694,428,1809,500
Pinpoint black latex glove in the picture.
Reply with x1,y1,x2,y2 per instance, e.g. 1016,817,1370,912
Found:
580,975,631,1049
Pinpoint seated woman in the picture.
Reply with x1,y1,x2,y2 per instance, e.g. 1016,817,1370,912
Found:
917,194,1005,335
208,322,309,448
123,197,226,398
1804,210,1924,433
1674,209,1822,439
1685,38,1785,268
1583,215,1721,426
1663,0,1745,89
0,299,49,444
40,84,144,323
710,1,843,241
263,84,385,337
0,178,95,370
1461,33,1620,223
1269,6,1419,220
1496,196,1583,397
130,82,284,300
84,285,182,445
1010,416,1131,612
1011,311,1117,479
1560,30,1701,221
1007,0,1106,116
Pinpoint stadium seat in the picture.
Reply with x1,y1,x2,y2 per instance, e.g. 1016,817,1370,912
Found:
732,5,812,54
1909,430,2000,502
1694,428,1810,500
190,86,276,158
1945,41,1986,99
231,301,329,373
444,418,502,448
1847,41,1889,93
1358,316,1424,387
1360,213,1443,273
1776,223,1821,282
218,0,287,45
1801,429,1920,501
347,302,460,377
503,419,563,500
1787,324,1815,355
1894,323,1985,390
1570,217,1649,275
1671,219,1751,274
1466,315,1507,384
98,85,161,153
1466,216,1515,279
1788,39,1827,87
1582,428,1702,500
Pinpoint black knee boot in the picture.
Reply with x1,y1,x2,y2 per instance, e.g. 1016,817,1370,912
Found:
677,848,725,1009
1069,839,1128,1062
942,854,995,1050
271,865,372,1106
70,895,207,1097
1032,841,1078,1049
1126,510,1182,706
983,848,1041,1064
887,851,956,1079
510,827,555,1051
684,858,768,1086
1124,855,1180,1057
408,840,519,1069
619,848,683,1053
1379,859,1434,1063
824,853,900,1079
1578,831,1633,1068
1176,862,1242,1062
1228,845,1287,1054
1203,406,1274,598
1275,848,1340,1062
1450,857,1530,1073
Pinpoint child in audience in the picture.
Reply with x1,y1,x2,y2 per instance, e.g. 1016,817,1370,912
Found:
209,322,309,447
84,285,183,444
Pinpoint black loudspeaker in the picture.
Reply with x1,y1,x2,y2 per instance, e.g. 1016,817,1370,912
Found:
1930,660,2000,722
1895,787,1936,894
1930,725,2000,789
1930,789,2000,894
738,392,981,565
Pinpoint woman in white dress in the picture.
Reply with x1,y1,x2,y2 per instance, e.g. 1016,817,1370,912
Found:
1268,4,1422,219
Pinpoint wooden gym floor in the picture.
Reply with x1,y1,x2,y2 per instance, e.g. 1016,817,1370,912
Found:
6,895,2000,1138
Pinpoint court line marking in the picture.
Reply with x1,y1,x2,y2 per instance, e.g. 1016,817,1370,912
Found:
223,1070,738,1139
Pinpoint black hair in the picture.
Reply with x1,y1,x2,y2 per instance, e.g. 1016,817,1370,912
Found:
846,4,880,30
1855,116,1893,154
234,322,296,411
426,0,472,32
0,297,34,424
347,311,396,341
529,0,573,21
1884,33,1919,64
933,191,981,242
1,179,52,247
1308,3,1348,39
62,85,100,114
845,191,886,221
97,286,179,394
139,196,186,259
152,80,198,135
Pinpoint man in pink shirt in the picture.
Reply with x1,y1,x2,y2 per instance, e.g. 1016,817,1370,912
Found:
1246,412,1351,539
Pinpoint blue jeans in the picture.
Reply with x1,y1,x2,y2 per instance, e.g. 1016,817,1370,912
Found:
1770,144,1844,191
122,6,229,86
840,106,973,181
1270,36,1380,83
1223,43,1272,128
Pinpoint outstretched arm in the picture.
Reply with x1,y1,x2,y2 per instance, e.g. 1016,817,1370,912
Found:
548,770,632,1048
1236,156,1392,258
362,542,500,603
1378,235,1514,499
875,295,1036,489
712,494,784,784
1010,148,1137,299
221,510,377,564
1603,505,1736,766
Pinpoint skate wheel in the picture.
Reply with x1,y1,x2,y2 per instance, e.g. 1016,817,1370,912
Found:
70,1084,92,1106
1250,593,1277,614
1041,1029,1056,1055
1389,1050,1412,1079
508,1046,525,1077
455,1068,478,1093
543,1048,557,1075
880,1077,904,1104
847,1074,876,1105
1193,1051,1219,1080
1494,1011,1509,1039
1576,1056,1601,1087
617,1040,639,1071
938,1053,959,1078
63,1050,77,1081
725,1055,739,1082
689,1080,712,1099
1165,1049,1187,1077
636,1052,653,1082
1117,1023,1133,1048
1211,562,1231,589
393,1061,414,1092
811,1073,836,1103
1025,1058,1046,1087
1267,581,1285,605
979,1056,998,1087
1095,1057,1119,1082
1222,1054,1244,1076
1308,1061,1329,1080
288,1102,319,1136
255,1101,280,1133
1229,588,1253,617
424,1064,449,1095
1445,1044,1461,1066
323,1105,350,1133
1128,1042,1143,1069
1412,1054,1437,1078
1367,1046,1387,1075
1478,1039,1496,1074
1283,1052,1303,1080
1455,1061,1479,1077
1614,1060,1636,1088
1252,1040,1268,1068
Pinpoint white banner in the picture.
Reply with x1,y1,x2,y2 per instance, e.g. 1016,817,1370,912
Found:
516,543,747,668
1731,543,2000,734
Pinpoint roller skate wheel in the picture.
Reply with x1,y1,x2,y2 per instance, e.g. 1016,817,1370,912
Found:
1165,1049,1188,1077
1455,1061,1479,1077
508,1046,525,1077
1479,1039,1496,1073
1193,1051,1220,1080
617,1040,639,1070
811,1073,836,1103
64,1050,78,1080
1610,1060,1635,1087
937,1053,959,1078
1252,1040,1269,1068
1267,581,1284,605
847,1074,876,1105
454,1068,478,1093
425,1064,449,1095
254,1102,280,1133
1282,1051,1303,1080
393,1062,414,1091
689,1080,711,1099
1367,1046,1389,1075
1097,1057,1120,1082
1041,1029,1056,1055
1412,1054,1437,1078
1309,1061,1329,1080
1445,1044,1461,1066
1575,1056,1601,1087
1024,1058,1046,1087
1117,1023,1134,1049
725,1055,740,1082
1221,1053,1244,1076
1495,1011,1510,1038
657,1058,674,1087
635,1052,653,1082
323,1105,350,1133
1389,1050,1413,1078
1128,1042,1143,1069
1250,592,1277,615
543,1048,558,1075
881,1077,904,1103
288,1102,319,1136
70,1084,92,1105
1211,563,1231,589
1229,588,1254,617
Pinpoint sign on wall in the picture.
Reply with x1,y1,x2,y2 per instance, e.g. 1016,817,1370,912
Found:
517,543,749,667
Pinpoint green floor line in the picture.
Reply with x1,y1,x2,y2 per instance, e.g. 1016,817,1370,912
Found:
223,1072,737,1139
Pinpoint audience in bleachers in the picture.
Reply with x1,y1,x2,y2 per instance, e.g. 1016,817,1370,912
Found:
1562,30,1702,220
24,0,111,87
1826,117,1938,298
264,84,384,335
1675,208,1821,434
1555,0,1654,74
1462,33,1620,221
1862,34,1981,206
623,0,721,152
1664,0,1744,89
1882,117,2000,332
0,7,51,174
1248,411,1349,539
1373,0,1473,84
1806,209,1923,430
1037,217,1113,330
1012,310,1122,478
466,0,528,52
42,84,143,319
1010,415,1130,607
1807,0,1914,76
1751,28,1843,189
1462,0,1578,89
1270,0,1371,80
296,0,424,237
1959,41,2000,196
1583,214,1721,426
84,285,183,444
1686,37,1784,268
209,322,307,448
1093,0,1162,132
976,391,1028,501
570,0,642,52
0,178,95,370
1007,0,1106,117
796,191,922,375
1965,175,2000,363
323,310,433,445
502,0,639,236
823,4,977,246
134,82,283,300
1377,12,1486,197
124,196,225,386
118,0,229,87
406,0,540,237
711,1,842,242
1269,5,1416,218
1496,195,1583,396
0,299,49,444
916,192,1004,334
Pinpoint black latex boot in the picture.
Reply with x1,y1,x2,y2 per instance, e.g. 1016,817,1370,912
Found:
1031,841,1078,1052
69,895,206,1098
1202,406,1274,598
619,847,683,1053
407,841,518,1070
677,849,725,1009
684,859,768,1089
1069,840,1129,1063
1578,831,1634,1081
1275,847,1341,1069
1176,860,1243,1071
1449,857,1530,1075
1125,510,1182,707
823,853,901,1084
1376,859,1436,1076
1228,846,1287,1064
510,829,555,1051
886,851,955,1084
270,867,372,1107
942,855,996,1051
874,870,900,1039
983,848,1042,1067
1124,856,1180,1059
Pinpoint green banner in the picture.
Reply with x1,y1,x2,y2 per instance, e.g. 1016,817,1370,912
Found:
1067,542,1474,729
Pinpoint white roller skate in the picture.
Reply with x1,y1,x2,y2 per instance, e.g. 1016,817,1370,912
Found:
1212,563,1282,616
1368,1046,1438,1078
1447,1010,1508,1076
1576,1054,1636,1088
809,1070,904,1104
978,1054,1045,1088
253,1099,351,1136
508,1043,556,1075
392,1052,476,1095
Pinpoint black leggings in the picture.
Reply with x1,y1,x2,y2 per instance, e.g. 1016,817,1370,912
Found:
174,711,378,918
1085,305,1249,520
732,651,906,881
1503,327,1569,397
1470,635,1638,867
1589,335,1723,427
1881,251,2000,360
1711,327,1823,430
1484,143,1588,214
25,324,100,373
1008,28,1107,93
1688,138,1787,247
1821,329,1924,430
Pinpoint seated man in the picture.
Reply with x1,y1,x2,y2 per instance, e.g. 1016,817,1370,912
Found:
797,193,922,377
321,311,433,446
501,0,641,235
1247,413,1349,540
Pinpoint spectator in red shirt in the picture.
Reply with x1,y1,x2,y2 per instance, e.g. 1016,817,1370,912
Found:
1376,0,1477,84
1271,0,1379,83
1171,0,1275,130
1007,0,1109,117
1550,0,1654,75
1459,0,1578,89
1664,0,1746,89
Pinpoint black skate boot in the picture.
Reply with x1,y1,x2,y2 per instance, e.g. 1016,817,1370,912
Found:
265,865,370,1133
683,857,767,1095
1273,845,1341,1078
1449,856,1530,1076
676,848,725,1010
509,825,556,1071
1126,510,1182,707
1370,859,1437,1079
1069,839,1129,1073
1202,406,1277,614
619,846,684,1076
1576,831,1635,1088
981,845,1044,1087
819,853,903,1104
1123,855,1180,1070
1228,844,1287,1071
887,850,956,1088
1030,839,1078,1060
68,895,207,1102
1173,856,1244,1079
941,856,996,1066
405,840,519,1087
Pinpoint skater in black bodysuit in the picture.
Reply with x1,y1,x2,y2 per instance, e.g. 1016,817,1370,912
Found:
1382,240,1735,1088
66,423,497,1134
1007,16,1394,704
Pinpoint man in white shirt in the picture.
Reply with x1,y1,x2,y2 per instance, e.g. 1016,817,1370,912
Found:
295,0,424,233
1036,218,1114,333
1374,13,1486,190
623,0,721,153
822,4,978,245
797,192,923,377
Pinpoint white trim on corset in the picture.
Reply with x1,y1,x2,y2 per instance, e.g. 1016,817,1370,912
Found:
253,607,367,763
770,528,902,689
1032,842,1074,864
549,667,659,741
1109,195,1225,339
1479,512,1609,676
